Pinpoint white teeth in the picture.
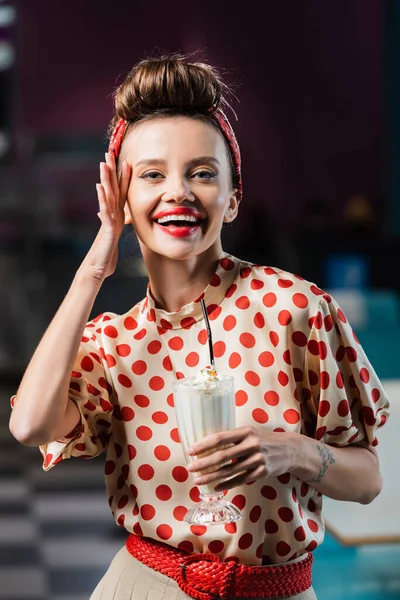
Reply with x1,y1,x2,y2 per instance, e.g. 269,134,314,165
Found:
156,214,199,224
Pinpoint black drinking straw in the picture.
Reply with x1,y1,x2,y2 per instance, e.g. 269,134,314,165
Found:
200,298,215,370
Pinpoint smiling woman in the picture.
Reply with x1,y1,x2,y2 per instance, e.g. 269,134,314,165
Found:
8,52,390,600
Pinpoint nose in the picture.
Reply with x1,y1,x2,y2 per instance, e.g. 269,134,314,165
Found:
161,176,195,203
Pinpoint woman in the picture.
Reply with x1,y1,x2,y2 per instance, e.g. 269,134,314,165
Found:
9,53,390,599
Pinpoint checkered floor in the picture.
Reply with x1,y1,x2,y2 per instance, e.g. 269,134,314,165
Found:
0,382,127,600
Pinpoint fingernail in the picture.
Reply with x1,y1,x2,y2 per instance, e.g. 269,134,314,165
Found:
105,152,109,161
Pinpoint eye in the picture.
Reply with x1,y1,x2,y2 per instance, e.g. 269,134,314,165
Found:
140,171,164,180
191,170,217,180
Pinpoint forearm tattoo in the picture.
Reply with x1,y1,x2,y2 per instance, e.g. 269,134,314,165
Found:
308,443,336,483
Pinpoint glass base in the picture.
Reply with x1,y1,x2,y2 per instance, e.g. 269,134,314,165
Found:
184,492,242,525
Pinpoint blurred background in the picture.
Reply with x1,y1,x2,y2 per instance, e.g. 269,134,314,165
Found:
0,0,399,599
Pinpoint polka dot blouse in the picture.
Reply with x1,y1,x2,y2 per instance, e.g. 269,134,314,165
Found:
17,254,390,565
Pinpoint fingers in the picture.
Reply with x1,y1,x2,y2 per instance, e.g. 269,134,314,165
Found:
192,451,265,488
104,152,119,199
118,160,131,209
96,183,109,224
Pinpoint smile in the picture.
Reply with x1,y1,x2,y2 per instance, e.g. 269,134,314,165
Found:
152,208,204,237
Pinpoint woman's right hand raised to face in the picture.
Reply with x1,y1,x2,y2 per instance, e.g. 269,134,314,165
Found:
82,153,131,283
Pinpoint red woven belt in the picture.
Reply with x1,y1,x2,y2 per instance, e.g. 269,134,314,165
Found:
126,534,313,599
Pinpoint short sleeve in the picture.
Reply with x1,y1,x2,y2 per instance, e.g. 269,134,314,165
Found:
39,315,115,470
302,294,390,447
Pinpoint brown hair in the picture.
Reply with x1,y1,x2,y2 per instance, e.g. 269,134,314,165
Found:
108,52,238,185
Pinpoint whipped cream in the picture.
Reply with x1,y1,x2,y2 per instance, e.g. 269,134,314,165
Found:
178,366,229,390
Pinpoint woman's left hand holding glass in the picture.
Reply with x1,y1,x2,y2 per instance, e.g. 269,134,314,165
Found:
186,427,300,492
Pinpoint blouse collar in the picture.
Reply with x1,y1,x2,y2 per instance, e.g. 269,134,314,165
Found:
143,254,241,331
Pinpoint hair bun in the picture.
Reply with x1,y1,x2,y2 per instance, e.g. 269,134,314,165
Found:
112,54,230,124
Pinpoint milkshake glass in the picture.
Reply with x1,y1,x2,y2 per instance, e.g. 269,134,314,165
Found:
172,370,242,525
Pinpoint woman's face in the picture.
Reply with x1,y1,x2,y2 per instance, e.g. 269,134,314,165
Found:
121,116,239,261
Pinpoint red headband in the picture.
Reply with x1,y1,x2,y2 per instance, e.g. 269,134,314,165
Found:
108,108,243,202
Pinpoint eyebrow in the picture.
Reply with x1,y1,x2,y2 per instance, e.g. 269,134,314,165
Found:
134,156,220,169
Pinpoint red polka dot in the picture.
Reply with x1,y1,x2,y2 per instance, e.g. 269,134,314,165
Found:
138,464,154,480
178,541,194,553
117,514,126,527
283,409,300,424
134,328,147,340
147,340,162,354
124,316,137,330
181,317,197,329
318,401,330,417
220,257,235,270
306,540,318,551
278,507,294,522
245,371,260,386
209,540,225,553
198,329,208,345
307,340,319,356
258,351,274,367
254,312,265,328
320,372,330,390
132,360,147,375
136,426,153,441
154,445,171,461
81,356,94,372
250,505,262,522
261,485,277,500
263,293,277,308
105,460,116,475
132,522,143,536
229,352,242,369
278,371,289,386
210,273,221,287
307,519,319,532
121,407,135,421
163,356,173,371
168,337,184,351
190,487,201,502
276,541,291,556
251,279,264,290
278,279,293,288
360,368,370,383
240,332,256,348
252,408,269,424
223,315,237,331
224,522,237,534
167,394,174,407
337,399,349,417
240,266,251,278
294,526,306,541
134,394,150,408
238,533,253,550
292,293,308,308
208,305,222,320
116,344,131,357
278,310,292,326
157,319,171,331
277,473,291,484
156,524,173,540
264,519,279,534
156,485,173,501
264,391,279,406
225,283,237,298
232,494,246,510
213,342,226,358
235,390,248,406
270,331,279,346
173,506,188,521
292,331,307,347
190,525,207,536
170,428,180,443
371,388,381,403
185,351,200,367
316,426,327,440
118,374,132,388
346,346,358,362
152,411,168,424
363,406,376,426
104,325,118,338
235,296,250,310
128,445,137,460
172,466,188,482
149,376,164,391
140,504,156,520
